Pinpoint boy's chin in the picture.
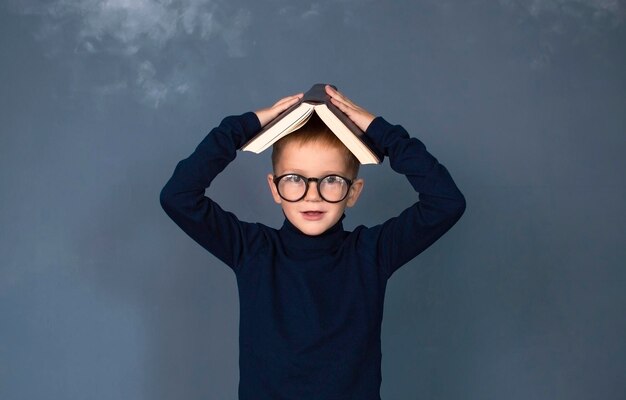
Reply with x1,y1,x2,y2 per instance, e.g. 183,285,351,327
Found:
289,218,333,236
294,224,327,236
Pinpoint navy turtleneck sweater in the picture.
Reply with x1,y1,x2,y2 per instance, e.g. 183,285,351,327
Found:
160,112,466,400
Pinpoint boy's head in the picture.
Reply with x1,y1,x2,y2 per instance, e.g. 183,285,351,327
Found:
271,114,360,177
267,114,365,236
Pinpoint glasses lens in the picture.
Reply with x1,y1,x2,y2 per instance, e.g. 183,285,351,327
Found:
320,175,349,202
277,174,306,201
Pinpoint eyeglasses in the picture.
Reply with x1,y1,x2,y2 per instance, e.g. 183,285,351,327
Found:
273,173,354,203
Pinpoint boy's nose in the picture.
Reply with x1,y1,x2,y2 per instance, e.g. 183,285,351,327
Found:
304,181,322,201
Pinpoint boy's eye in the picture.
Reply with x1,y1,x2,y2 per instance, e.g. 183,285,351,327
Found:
323,175,344,185
284,174,303,183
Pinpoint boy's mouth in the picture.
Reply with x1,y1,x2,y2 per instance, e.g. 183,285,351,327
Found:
301,211,325,220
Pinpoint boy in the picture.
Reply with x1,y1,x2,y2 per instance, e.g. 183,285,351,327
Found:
160,85,466,400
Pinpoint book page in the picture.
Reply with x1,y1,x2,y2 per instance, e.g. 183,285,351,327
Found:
257,105,315,149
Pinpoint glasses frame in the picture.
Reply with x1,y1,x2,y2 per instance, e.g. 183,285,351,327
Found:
273,173,354,203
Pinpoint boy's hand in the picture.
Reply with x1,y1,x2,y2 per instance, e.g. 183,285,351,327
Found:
325,84,375,132
255,93,304,128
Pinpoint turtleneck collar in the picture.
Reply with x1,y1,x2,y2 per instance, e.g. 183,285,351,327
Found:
278,213,347,251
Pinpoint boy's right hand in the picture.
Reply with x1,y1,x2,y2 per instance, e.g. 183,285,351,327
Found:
254,93,304,128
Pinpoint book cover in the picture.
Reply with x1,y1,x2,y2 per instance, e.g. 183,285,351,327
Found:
242,84,382,164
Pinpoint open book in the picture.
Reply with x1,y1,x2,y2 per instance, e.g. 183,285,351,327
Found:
241,84,382,165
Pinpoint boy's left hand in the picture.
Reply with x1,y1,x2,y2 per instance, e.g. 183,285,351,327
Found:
325,85,375,132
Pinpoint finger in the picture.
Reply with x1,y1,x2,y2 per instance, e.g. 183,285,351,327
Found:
274,93,303,107
284,92,304,102
326,88,349,106
330,96,355,116
271,95,302,116
279,94,303,108
325,85,352,102
325,85,346,101
326,86,359,110
269,99,300,115
330,97,360,117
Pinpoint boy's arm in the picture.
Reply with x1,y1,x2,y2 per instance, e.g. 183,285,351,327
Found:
365,117,466,279
327,86,466,279
159,94,303,272
159,112,261,272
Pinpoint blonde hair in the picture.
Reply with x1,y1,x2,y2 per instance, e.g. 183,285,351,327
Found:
271,114,360,177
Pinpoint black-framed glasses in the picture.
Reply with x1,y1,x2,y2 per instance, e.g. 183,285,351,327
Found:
273,173,354,203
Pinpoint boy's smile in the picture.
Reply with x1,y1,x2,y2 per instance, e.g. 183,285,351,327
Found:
267,140,364,236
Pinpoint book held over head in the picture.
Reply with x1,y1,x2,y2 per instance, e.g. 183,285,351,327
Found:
241,84,382,165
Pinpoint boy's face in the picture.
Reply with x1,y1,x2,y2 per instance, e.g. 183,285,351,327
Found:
267,140,364,236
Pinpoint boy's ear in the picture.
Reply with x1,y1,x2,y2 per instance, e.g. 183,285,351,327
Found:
346,178,364,208
267,174,282,204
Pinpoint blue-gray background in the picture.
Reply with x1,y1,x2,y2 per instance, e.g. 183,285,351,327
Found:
1,1,624,399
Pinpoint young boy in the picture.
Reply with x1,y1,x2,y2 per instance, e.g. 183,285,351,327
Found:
160,85,466,400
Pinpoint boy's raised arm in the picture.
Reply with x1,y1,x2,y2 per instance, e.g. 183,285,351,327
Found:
327,85,466,279
368,117,466,279
159,93,302,272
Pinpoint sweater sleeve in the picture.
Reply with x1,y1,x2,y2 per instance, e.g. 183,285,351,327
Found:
363,117,466,280
159,112,263,273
